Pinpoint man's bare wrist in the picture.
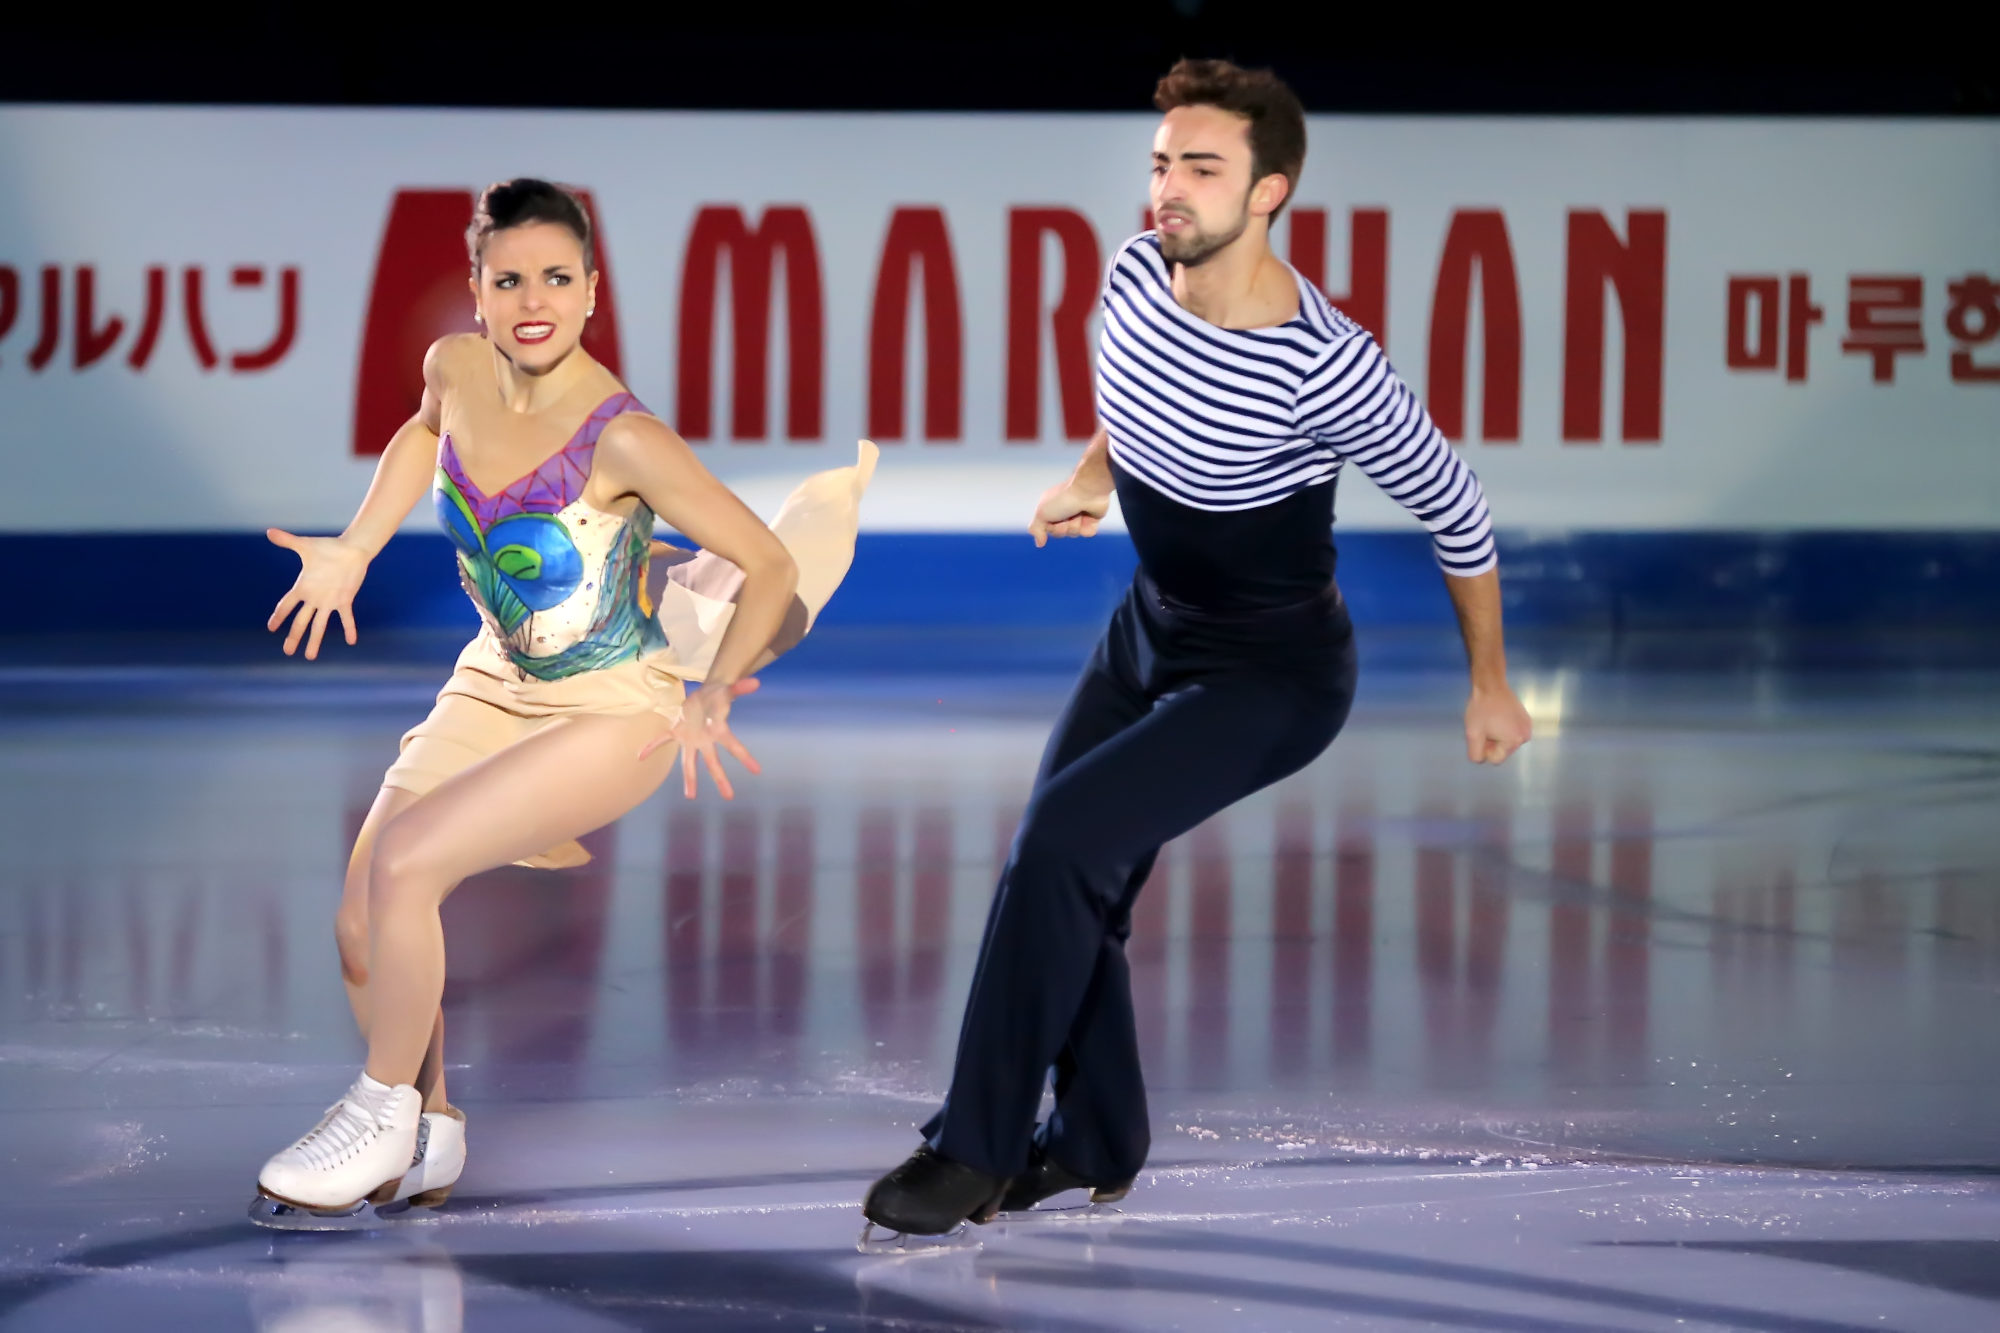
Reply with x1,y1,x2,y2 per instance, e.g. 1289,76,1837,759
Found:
1071,470,1113,500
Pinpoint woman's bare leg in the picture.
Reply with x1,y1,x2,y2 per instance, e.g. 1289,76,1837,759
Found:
337,785,449,1111
363,712,679,1087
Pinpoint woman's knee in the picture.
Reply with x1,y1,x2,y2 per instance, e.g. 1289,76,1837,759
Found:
367,815,443,914
334,903,370,984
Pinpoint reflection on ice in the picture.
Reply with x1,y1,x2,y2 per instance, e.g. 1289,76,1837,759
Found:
1,664,1996,1329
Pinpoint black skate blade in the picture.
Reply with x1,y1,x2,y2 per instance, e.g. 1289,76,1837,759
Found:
248,1194,413,1232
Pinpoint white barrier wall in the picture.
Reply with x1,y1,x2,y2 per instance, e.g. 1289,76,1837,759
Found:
0,108,1994,533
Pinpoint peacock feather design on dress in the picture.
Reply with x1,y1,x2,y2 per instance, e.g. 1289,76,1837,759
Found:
431,393,671,682
433,470,586,636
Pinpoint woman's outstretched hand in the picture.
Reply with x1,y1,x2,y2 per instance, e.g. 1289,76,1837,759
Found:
640,678,763,799
266,529,370,659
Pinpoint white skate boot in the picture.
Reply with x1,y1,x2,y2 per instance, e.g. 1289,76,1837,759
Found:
249,1073,421,1227
378,1106,467,1211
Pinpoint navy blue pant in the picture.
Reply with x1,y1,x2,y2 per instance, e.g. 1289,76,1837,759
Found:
924,576,1357,1181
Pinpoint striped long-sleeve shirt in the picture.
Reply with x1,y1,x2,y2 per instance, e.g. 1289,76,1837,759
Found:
1097,232,1496,614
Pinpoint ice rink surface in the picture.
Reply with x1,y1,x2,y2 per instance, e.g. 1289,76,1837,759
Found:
2,636,1996,1330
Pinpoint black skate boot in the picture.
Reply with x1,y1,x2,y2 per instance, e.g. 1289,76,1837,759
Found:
861,1147,1009,1238
997,1142,1136,1214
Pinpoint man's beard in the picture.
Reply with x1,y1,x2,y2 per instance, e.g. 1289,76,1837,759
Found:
1157,204,1249,267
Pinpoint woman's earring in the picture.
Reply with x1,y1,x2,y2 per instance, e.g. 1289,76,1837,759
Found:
474,311,484,324
587,306,596,318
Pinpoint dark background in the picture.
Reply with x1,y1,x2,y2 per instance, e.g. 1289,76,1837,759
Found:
5,6,1993,116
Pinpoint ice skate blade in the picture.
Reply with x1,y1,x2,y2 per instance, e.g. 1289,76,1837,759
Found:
247,1192,442,1232
996,1198,1129,1225
856,1220,976,1254
248,1193,373,1232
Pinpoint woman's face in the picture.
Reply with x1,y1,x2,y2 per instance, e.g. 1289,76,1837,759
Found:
470,222,598,373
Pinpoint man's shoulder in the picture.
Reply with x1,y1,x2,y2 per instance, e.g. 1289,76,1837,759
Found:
1107,231,1163,281
1287,275,1371,351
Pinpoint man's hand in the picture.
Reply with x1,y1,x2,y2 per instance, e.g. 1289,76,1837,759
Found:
1465,684,1532,765
1028,480,1112,547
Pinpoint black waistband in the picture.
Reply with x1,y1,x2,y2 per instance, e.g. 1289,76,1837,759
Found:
1134,572,1346,628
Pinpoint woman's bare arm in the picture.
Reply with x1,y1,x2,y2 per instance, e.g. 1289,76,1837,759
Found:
266,337,456,657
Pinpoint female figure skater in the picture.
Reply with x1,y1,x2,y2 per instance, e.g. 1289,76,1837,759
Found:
252,179,874,1221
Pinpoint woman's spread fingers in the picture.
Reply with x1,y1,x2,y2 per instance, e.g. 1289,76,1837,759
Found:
703,745,734,801
268,591,302,633
721,733,761,775
282,604,311,655
303,605,331,660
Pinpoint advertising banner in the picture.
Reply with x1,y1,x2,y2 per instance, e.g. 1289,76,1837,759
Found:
2,108,1993,539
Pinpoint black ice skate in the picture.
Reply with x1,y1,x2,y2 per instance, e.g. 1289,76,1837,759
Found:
859,1146,1008,1244
996,1142,1135,1214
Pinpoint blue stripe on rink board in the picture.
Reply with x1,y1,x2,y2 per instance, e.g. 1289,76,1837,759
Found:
9,531,2000,635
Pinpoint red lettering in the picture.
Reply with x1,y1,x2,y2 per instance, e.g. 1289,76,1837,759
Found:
229,265,300,372
1785,274,1822,382
1426,210,1521,442
1726,276,1781,370
1290,207,1389,347
1945,274,2000,383
1005,208,1100,442
0,266,18,364
182,267,218,371
1841,275,1925,384
1727,273,1821,382
28,266,60,372
126,267,167,370
867,207,963,442
73,266,125,370
353,190,479,455
1563,209,1666,444
676,206,825,442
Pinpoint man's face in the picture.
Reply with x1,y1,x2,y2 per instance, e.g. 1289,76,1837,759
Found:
1150,105,1261,266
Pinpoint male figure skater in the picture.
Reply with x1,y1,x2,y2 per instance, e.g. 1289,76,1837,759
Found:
862,58,1532,1235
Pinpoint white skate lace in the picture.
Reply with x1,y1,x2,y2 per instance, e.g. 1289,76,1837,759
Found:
287,1095,391,1172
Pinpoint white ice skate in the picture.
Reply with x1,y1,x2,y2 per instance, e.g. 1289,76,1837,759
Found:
249,1074,422,1228
379,1105,467,1211
250,1103,465,1231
